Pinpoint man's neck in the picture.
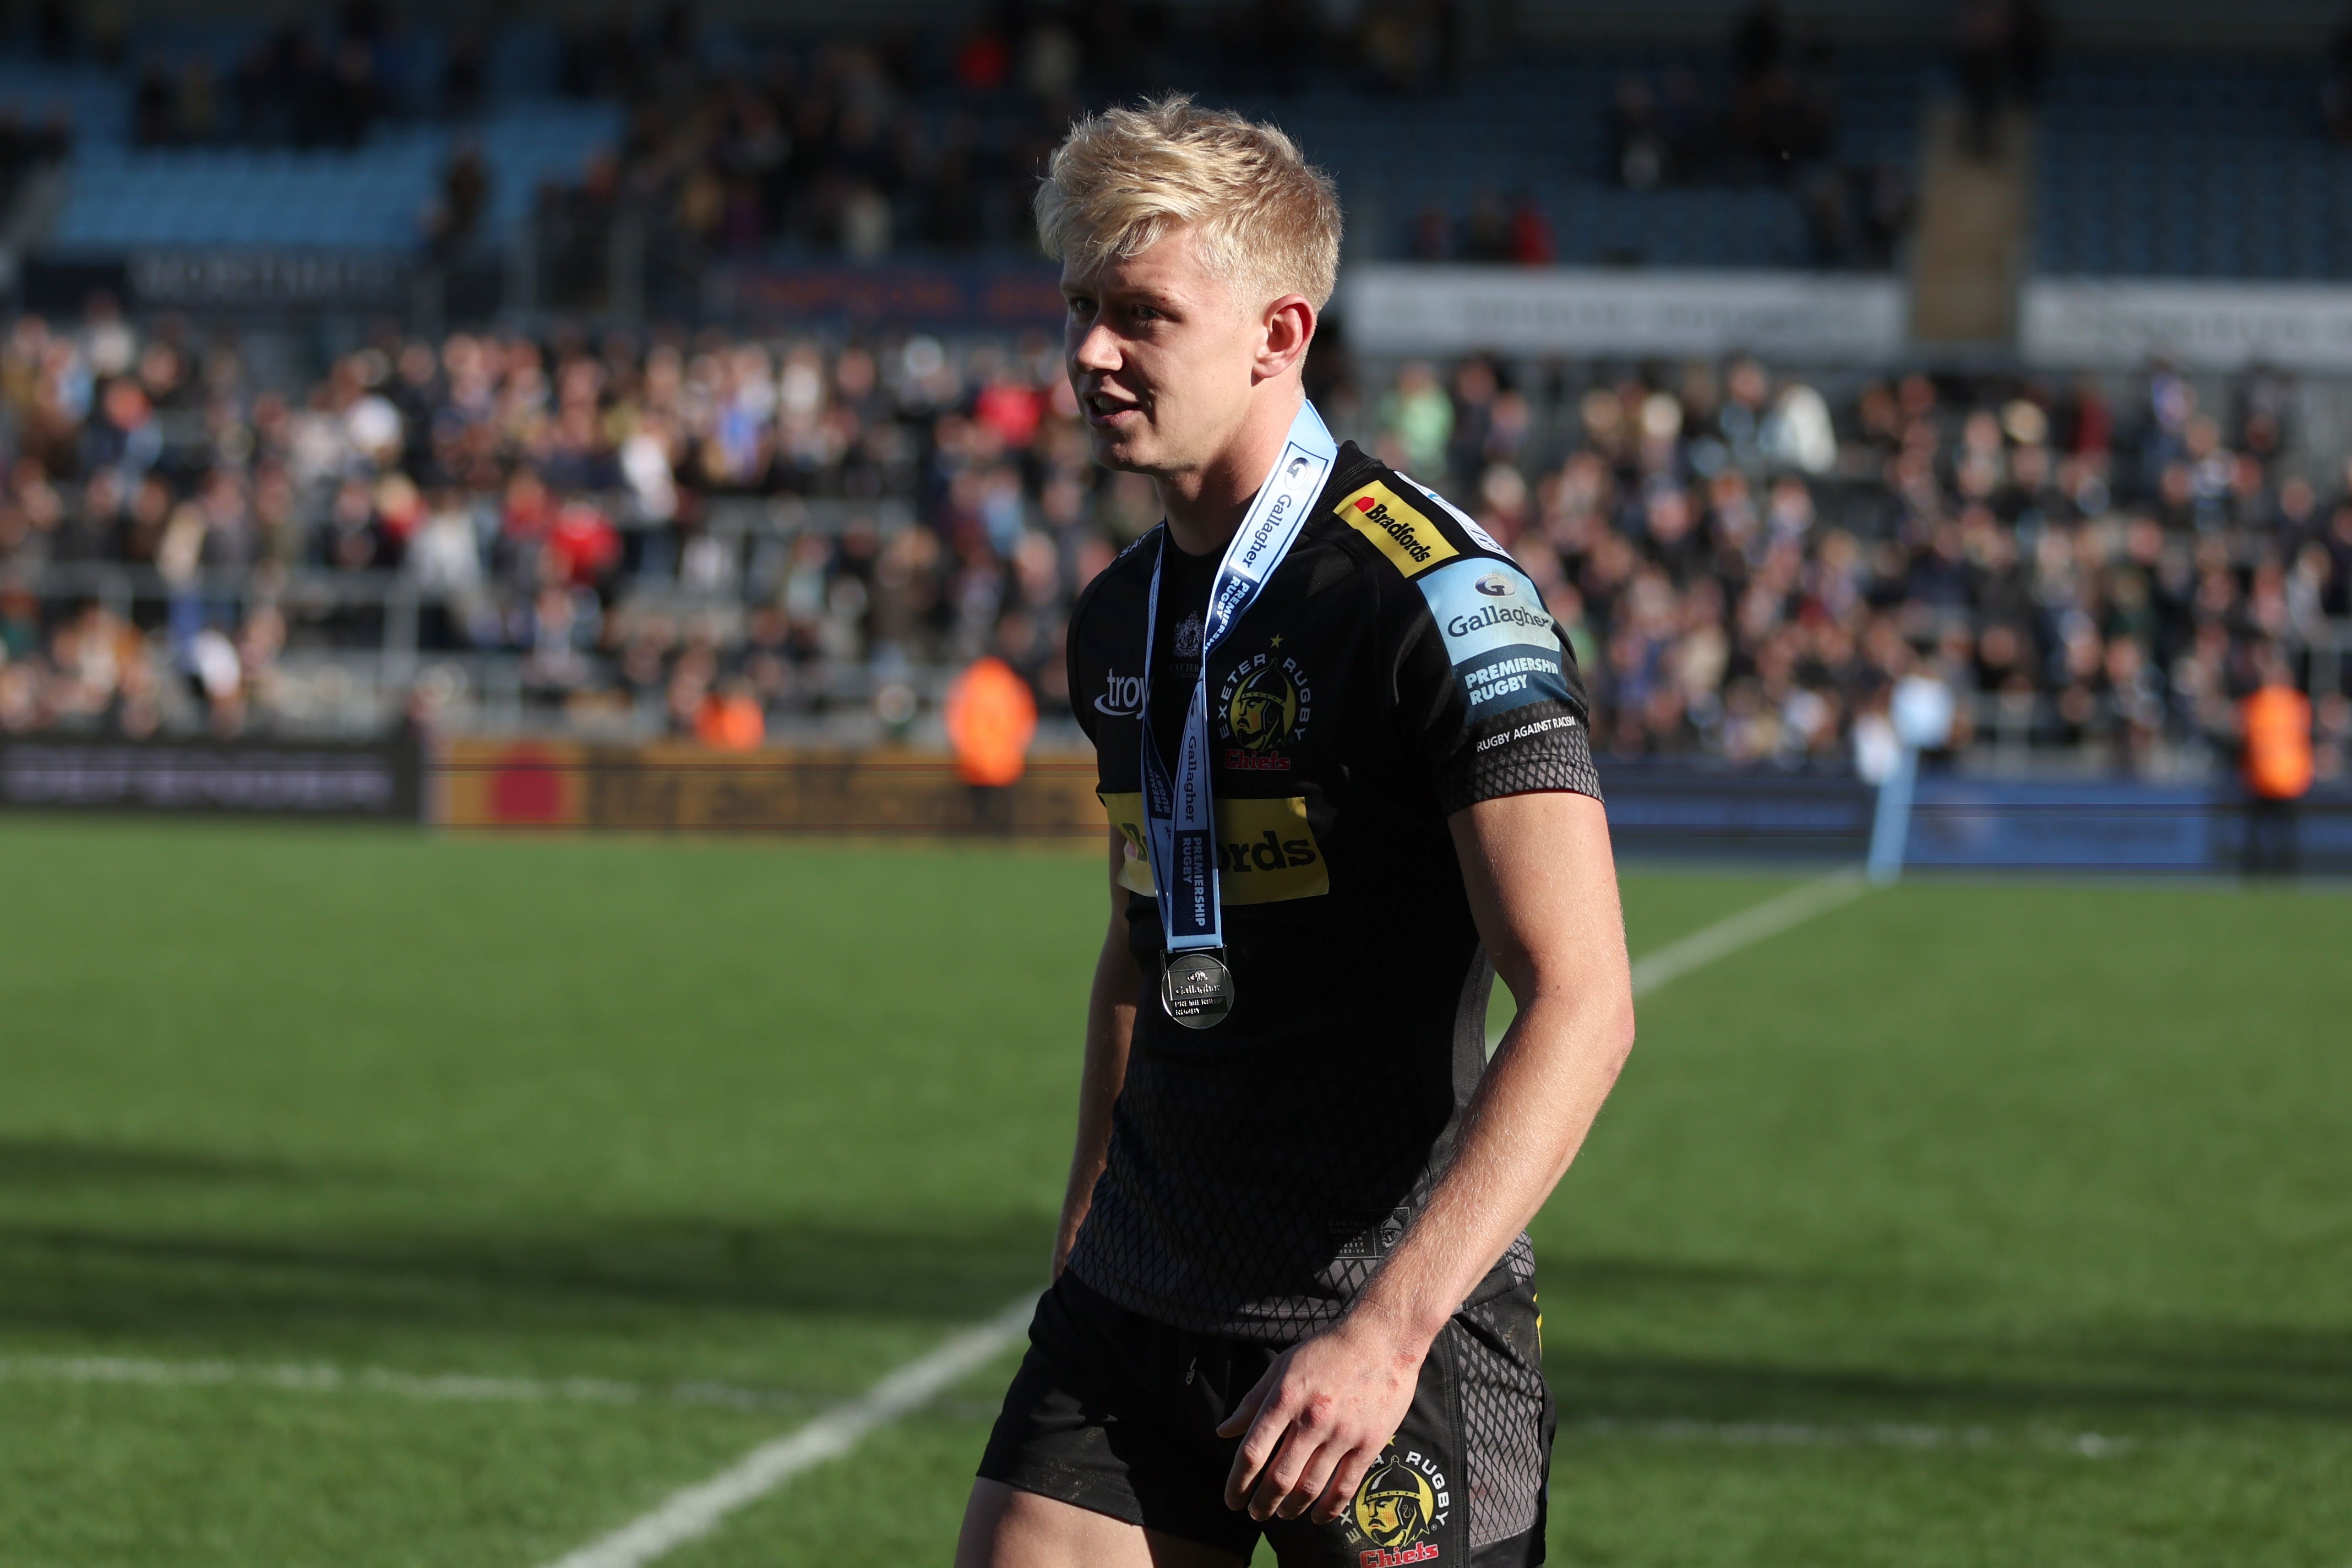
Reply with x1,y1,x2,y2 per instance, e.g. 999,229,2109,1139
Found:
1156,386,1304,558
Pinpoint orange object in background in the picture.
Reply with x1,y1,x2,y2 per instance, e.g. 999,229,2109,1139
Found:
2241,684,2314,801
695,686,766,751
945,656,1038,786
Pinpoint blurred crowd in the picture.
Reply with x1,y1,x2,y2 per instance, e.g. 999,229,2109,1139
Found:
1393,357,2347,775
0,301,2346,779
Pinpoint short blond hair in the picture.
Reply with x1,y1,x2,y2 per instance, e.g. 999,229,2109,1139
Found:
1035,95,1343,311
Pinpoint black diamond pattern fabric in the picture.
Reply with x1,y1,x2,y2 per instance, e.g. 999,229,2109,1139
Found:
1458,1286,1551,1550
1437,718,1602,819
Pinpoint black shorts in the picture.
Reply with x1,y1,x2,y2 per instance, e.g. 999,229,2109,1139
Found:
978,1270,1553,1566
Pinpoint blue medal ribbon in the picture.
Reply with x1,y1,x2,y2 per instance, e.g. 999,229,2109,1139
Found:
1139,399,1338,959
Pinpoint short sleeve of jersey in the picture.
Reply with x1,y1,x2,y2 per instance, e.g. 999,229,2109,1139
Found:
1378,480,1603,816
1066,569,1109,746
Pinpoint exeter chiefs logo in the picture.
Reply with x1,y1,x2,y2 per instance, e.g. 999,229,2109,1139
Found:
1227,665,1297,753
1217,646,1312,771
1347,1446,1450,1565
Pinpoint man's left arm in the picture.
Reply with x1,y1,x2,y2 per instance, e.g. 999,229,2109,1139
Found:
1218,788,1636,1523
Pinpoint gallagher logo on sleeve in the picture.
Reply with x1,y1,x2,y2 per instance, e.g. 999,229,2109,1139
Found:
1416,558,1573,721
1336,480,1458,579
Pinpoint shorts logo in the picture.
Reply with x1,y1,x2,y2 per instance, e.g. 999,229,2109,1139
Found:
1348,1446,1450,1565
1218,649,1312,771
1337,480,1458,580
1330,1206,1411,1259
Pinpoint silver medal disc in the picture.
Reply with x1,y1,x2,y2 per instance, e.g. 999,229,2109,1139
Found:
1161,951,1234,1030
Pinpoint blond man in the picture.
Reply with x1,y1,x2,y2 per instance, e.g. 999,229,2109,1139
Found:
960,97,1635,1568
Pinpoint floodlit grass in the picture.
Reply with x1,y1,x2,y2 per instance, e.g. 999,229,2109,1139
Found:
0,819,2344,1566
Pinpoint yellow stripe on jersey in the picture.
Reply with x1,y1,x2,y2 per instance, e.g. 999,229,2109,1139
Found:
1334,478,1459,579
1099,792,1330,905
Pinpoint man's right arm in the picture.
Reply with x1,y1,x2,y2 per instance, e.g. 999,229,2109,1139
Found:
1053,826,1142,1279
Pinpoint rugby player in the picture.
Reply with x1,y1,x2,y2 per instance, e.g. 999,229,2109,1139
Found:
959,97,1636,1568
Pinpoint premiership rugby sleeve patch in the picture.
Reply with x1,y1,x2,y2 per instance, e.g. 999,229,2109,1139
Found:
1414,558,1575,722
1336,480,1458,579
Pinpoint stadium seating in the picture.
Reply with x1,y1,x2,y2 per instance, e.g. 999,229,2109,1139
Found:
2036,55,2352,279
1231,50,1926,269
0,24,619,257
42,103,619,253
10,33,1920,268
0,59,130,143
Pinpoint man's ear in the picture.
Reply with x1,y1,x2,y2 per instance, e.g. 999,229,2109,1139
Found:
1255,293,1316,383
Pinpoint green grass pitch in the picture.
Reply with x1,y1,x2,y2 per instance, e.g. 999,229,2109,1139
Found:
0,818,2346,1567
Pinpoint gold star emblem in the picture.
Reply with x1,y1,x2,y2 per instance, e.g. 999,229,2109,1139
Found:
1269,635,1284,648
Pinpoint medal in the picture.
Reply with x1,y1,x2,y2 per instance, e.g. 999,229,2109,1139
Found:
1161,950,1235,1030
1137,399,1338,1031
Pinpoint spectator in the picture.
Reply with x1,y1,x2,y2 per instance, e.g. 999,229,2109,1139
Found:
1377,363,1452,477
695,674,767,750
2238,643,2314,874
425,144,490,262
1507,195,1556,265
945,652,1037,831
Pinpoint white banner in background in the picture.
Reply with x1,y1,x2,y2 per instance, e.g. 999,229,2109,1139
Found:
1340,265,1908,360
2022,279,2352,372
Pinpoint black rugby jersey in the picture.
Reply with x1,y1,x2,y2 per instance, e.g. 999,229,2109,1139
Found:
1064,440,1602,1341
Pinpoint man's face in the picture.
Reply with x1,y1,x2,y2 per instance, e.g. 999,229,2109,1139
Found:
1062,228,1264,478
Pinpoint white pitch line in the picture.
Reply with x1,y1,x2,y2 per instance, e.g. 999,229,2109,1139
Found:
1491,868,1868,1047
6,1351,2130,1464
1628,869,1868,1000
0,1354,811,1413
1561,1417,2131,1457
540,1294,1039,1568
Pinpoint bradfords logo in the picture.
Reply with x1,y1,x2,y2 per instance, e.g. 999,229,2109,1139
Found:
1354,496,1436,564
1336,480,1458,580
1094,668,1144,717
1097,792,1329,906
1347,1446,1450,1567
